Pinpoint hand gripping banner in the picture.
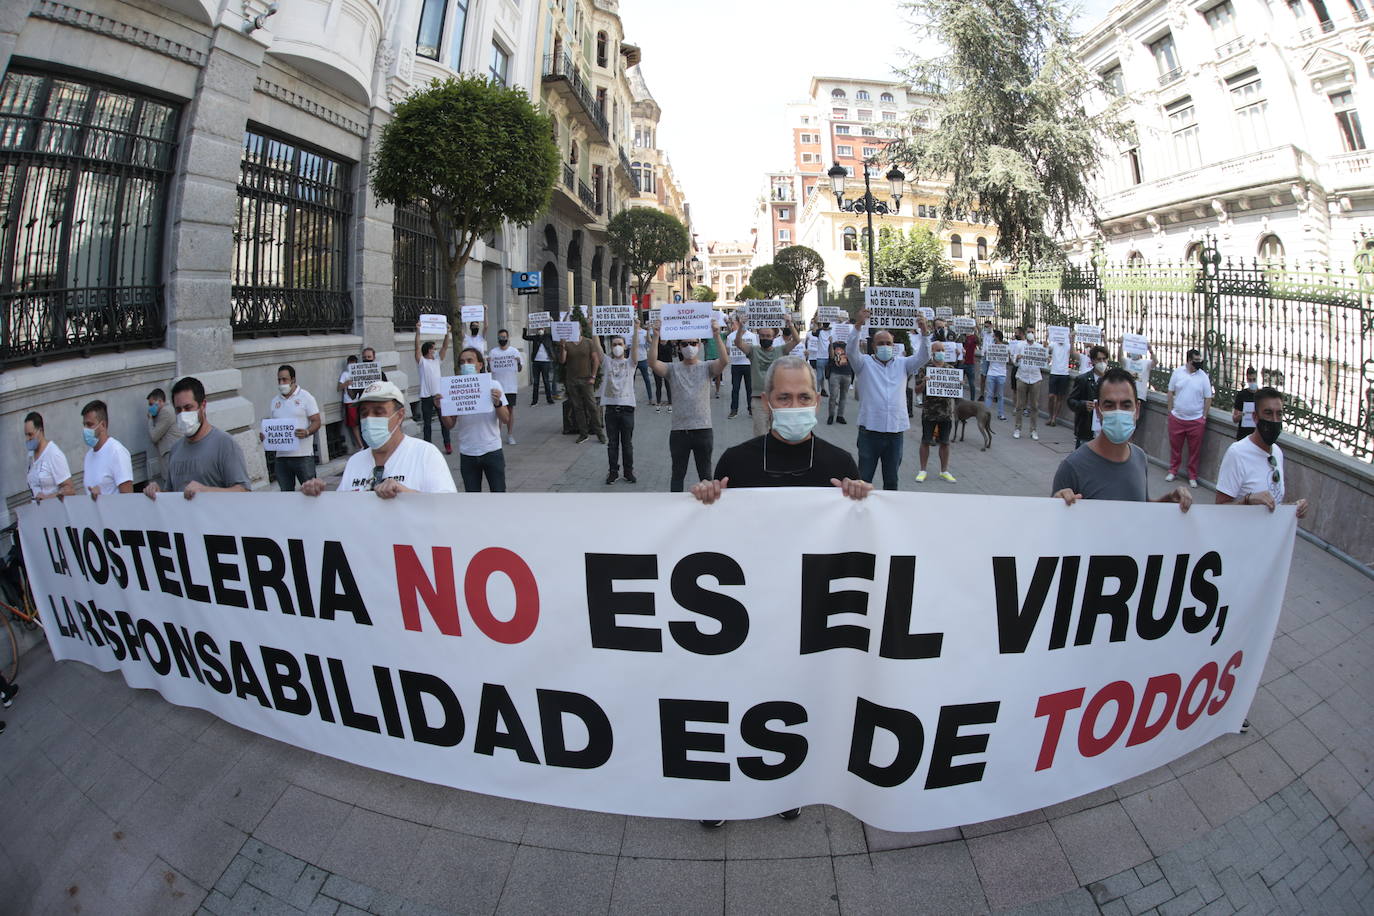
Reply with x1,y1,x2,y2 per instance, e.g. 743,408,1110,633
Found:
18,491,1296,831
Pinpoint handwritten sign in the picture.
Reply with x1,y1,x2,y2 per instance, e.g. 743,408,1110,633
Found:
744,300,786,329
552,321,581,342
986,343,1009,365
261,419,300,452
935,306,954,320
1122,333,1150,356
975,300,996,317
953,317,976,334
593,305,634,337
349,361,382,386
461,305,485,324
660,302,713,340
418,314,448,336
439,373,494,416
1047,325,1071,348
925,367,966,398
527,311,552,330
1075,324,1104,344
1020,345,1051,369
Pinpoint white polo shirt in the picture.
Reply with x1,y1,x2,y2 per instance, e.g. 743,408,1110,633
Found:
846,324,929,433
1168,366,1214,421
270,386,320,459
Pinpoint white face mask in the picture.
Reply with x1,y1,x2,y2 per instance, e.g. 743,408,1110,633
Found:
681,345,699,360
1026,334,1036,344
177,410,201,437
1094,361,1108,374
612,344,625,358
278,383,293,396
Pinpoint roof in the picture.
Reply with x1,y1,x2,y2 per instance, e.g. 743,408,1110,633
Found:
627,65,653,104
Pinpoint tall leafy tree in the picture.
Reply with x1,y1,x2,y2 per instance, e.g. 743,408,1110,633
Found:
606,207,691,297
749,264,789,299
773,245,826,309
692,285,718,302
735,284,762,301
889,0,1122,262
870,227,951,287
371,76,558,330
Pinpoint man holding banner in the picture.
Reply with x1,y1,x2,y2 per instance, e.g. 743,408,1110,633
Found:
145,377,251,500
489,331,524,446
846,308,930,490
442,348,511,492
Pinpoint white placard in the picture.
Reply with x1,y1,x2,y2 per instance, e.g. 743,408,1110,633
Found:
935,306,954,320
647,308,661,325
461,304,486,324
832,323,853,343
953,317,976,334
349,361,382,386
439,373,494,416
818,306,843,322
864,286,920,309
593,306,634,338
1075,324,1104,344
893,342,907,358
418,314,448,336
527,311,552,330
659,302,713,340
1241,402,1256,428
1047,326,1071,348
744,300,786,329
1122,333,1150,356
985,343,1010,365
1020,345,1051,369
975,301,996,317
925,367,966,398
260,419,300,452
918,307,935,321
552,322,581,342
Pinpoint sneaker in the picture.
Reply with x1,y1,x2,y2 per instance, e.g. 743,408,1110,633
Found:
940,471,957,483
1239,718,1251,734
507,435,516,446
606,472,618,485
668,406,673,413
915,470,928,482
575,434,589,444
1031,431,1039,441
837,416,846,424
1013,429,1021,439
624,472,637,484
655,405,660,412
444,443,453,455
728,411,737,419
1189,478,1198,488
1164,472,1176,482
998,415,1006,421
0,684,16,708
700,819,725,829
827,417,834,425
777,808,802,821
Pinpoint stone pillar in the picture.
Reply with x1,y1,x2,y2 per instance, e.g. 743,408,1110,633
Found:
0,0,34,78
355,106,395,354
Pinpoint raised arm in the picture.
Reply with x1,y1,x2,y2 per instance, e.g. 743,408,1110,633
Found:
736,320,754,355
781,316,799,354
439,323,451,359
413,323,423,363
647,326,668,377
710,322,729,377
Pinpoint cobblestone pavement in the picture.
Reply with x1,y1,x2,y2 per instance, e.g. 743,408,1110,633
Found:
2,383,1372,914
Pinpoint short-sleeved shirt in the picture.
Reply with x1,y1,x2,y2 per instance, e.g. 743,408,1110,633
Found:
83,436,133,496
341,369,361,404
1013,341,1043,384
563,338,596,380
462,334,488,356
455,380,508,457
269,386,320,459
1123,356,1153,400
28,441,72,497
1233,387,1257,429
713,433,858,488
166,428,250,492
338,435,456,493
417,356,442,399
1051,443,1149,502
748,342,785,392
726,330,756,366
1216,436,1284,504
668,361,715,430
1168,367,1214,420
488,346,523,394
600,357,637,407
962,335,978,365
1049,342,1071,376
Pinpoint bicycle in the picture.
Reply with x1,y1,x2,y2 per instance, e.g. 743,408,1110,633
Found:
0,534,42,683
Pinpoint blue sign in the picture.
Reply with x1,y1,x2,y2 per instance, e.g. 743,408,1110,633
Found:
674,294,683,303
511,271,541,289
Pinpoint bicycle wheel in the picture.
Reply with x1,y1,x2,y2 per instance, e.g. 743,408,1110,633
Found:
0,606,17,683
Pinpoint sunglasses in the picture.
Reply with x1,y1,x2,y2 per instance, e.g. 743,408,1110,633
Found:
371,465,386,490
1267,454,1280,485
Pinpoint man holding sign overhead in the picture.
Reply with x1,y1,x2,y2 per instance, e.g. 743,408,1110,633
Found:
414,319,453,454
846,306,930,490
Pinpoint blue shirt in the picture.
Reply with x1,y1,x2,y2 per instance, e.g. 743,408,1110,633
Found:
845,324,930,433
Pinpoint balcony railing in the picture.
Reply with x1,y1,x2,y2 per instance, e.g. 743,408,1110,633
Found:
541,53,610,140
1158,67,1183,87
1215,37,1248,59
578,179,599,214
563,162,575,189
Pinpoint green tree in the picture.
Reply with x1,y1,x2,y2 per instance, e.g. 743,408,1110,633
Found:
606,208,691,298
773,245,826,309
692,285,718,302
889,0,1122,262
749,264,789,299
869,226,951,287
371,76,558,333
735,284,762,301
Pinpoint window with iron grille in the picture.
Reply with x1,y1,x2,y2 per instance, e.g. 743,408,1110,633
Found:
233,128,353,335
0,69,178,368
393,203,445,330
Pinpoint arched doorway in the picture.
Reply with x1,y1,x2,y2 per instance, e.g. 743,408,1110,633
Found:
541,261,559,316
567,233,584,314
591,247,605,310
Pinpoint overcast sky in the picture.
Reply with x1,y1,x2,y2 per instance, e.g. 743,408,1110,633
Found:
617,0,1118,242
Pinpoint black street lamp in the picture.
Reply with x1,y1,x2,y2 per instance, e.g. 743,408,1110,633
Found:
828,160,905,286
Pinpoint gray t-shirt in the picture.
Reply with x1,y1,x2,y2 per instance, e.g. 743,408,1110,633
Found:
166,426,251,492
1051,442,1148,502
749,344,784,393
668,361,713,431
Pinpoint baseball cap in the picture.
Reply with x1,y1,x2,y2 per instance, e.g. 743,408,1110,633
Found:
358,380,405,406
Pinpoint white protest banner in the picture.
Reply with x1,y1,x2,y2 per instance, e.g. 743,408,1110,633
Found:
918,306,935,321
986,343,1010,365
261,419,300,452
924,367,966,398
935,306,954,320
864,287,920,330
953,317,976,334
1122,333,1150,356
349,361,382,386
461,304,485,325
19,492,1294,832
818,306,843,323
593,306,634,338
1047,326,1071,349
439,373,494,416
418,314,448,336
551,321,581,342
832,323,853,343
745,300,786,329
527,311,552,330
975,301,996,317
1075,324,1104,344
660,302,713,340
1020,345,1051,369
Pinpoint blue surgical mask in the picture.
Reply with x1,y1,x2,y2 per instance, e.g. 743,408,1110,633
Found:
771,406,818,443
82,427,98,448
361,416,394,449
875,345,893,362
1101,410,1135,444
459,363,478,375
25,438,38,453
148,404,158,417
933,350,946,363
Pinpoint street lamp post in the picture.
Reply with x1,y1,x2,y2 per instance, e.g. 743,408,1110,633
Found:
828,160,906,287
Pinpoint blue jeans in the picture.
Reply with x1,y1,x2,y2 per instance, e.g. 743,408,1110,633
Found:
459,449,506,492
730,364,752,411
636,360,653,402
963,364,977,398
984,376,1006,417
857,428,903,490
273,455,316,492
814,358,828,393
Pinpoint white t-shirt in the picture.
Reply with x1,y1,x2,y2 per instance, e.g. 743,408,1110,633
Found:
1217,436,1284,504
1123,356,1153,400
1168,367,1214,421
532,338,552,362
600,356,637,407
28,441,72,497
456,380,508,457
726,330,756,365
462,334,488,356
338,435,456,493
1011,341,1043,384
417,355,442,398
1049,342,1070,376
488,345,523,394
83,436,132,496
269,386,320,459
340,369,360,404
633,335,649,362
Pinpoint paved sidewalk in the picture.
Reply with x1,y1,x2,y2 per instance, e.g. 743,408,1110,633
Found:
2,383,1372,914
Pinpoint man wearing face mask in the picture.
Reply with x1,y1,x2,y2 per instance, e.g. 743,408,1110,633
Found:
1231,366,1259,440
78,400,133,500
845,307,930,490
1052,368,1192,511
1010,326,1043,440
302,381,456,497
489,329,523,446
725,314,757,419
1215,387,1309,518
146,387,181,486
649,319,730,492
144,377,250,500
1067,345,1112,450
24,411,74,501
261,365,321,492
522,324,559,404
599,320,641,484
735,313,799,436
1166,348,1214,488
414,321,453,454
914,341,957,483
462,315,488,357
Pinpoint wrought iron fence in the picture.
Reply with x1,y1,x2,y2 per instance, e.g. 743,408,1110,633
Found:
830,240,1374,460
392,203,445,331
0,69,178,368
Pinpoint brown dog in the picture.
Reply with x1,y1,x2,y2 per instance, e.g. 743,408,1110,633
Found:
955,398,994,450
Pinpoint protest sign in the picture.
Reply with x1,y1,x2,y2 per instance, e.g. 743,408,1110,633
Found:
935,307,954,320
832,323,853,343
439,373,494,416
744,300,786,329
1122,333,1150,357
527,311,552,330
660,302,714,340
893,342,906,357
349,361,382,386
924,367,965,398
593,306,634,338
1020,345,1051,369
19,492,1294,832
986,343,1010,365
1075,324,1104,344
918,307,935,321
418,314,448,336
953,317,976,334
818,306,843,323
865,288,920,331
261,420,300,452
975,301,996,317
551,322,581,342
647,308,661,325
461,305,485,324
1047,326,1071,349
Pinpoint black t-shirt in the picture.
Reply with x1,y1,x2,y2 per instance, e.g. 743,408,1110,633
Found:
713,434,859,489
